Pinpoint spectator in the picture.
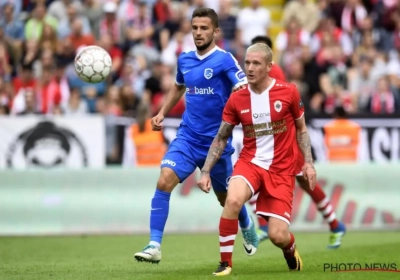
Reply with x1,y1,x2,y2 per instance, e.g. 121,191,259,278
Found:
340,0,367,35
120,84,141,118
282,0,320,33
218,0,237,44
151,73,185,117
24,4,57,40
99,1,125,45
236,0,270,48
122,103,167,167
10,63,37,115
368,76,399,114
17,89,41,115
275,17,311,64
125,1,154,48
39,24,58,52
1,3,24,51
68,18,96,50
82,0,103,40
323,106,361,162
347,56,377,112
47,0,84,22
62,87,89,115
57,2,91,39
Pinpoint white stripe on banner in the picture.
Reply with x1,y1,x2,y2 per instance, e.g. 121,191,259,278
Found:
312,119,400,128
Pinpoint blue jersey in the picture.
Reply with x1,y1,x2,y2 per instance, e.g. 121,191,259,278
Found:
175,46,247,147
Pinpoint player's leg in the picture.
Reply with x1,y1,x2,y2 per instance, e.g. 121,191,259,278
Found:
268,216,302,271
210,156,258,256
248,193,269,241
213,161,261,276
134,139,196,263
296,175,346,249
256,172,302,271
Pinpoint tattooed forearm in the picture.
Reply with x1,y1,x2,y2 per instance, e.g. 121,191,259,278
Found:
297,131,313,165
202,121,234,173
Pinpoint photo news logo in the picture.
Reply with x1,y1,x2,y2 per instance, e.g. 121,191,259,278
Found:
323,263,400,273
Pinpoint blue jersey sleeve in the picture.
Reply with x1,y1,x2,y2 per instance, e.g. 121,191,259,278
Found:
224,53,247,89
175,54,185,86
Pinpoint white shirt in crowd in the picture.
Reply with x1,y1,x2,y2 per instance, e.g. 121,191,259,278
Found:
236,6,270,46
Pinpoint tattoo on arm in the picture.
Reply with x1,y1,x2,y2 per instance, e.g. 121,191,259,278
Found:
297,131,313,165
202,121,234,173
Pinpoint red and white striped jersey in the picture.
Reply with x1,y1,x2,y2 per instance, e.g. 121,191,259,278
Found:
223,79,304,175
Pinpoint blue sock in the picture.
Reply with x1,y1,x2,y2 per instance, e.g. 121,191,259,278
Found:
260,225,269,233
238,205,251,229
149,190,171,247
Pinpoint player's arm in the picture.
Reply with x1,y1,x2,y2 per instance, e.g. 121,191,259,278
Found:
295,116,313,166
201,121,235,174
224,53,248,92
201,94,239,174
291,85,316,190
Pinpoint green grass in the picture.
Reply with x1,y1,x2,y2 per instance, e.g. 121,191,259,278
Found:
0,232,400,280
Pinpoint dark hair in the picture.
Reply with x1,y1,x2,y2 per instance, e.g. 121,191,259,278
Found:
334,106,347,118
251,36,273,49
192,7,219,28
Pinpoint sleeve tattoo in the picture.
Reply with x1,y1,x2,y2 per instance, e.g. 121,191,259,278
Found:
202,121,234,173
297,131,313,165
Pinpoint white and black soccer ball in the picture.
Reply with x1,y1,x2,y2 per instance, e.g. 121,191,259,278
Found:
74,46,112,83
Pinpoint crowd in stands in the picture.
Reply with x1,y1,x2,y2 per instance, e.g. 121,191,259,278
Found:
0,0,400,120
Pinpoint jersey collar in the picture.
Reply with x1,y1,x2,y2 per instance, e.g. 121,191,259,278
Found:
248,79,276,95
195,46,218,60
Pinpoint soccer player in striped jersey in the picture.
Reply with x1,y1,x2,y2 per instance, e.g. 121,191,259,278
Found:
249,35,346,249
198,43,311,275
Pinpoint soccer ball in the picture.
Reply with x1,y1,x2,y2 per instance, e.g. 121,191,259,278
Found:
74,46,112,83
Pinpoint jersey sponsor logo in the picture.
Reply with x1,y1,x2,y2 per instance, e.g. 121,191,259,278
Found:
204,68,213,79
235,70,246,80
186,86,214,95
274,100,282,112
241,109,250,114
161,159,176,166
252,112,270,118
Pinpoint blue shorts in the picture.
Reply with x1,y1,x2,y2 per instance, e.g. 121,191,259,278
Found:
160,137,233,193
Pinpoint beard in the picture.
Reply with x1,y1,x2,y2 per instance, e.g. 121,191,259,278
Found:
196,38,213,51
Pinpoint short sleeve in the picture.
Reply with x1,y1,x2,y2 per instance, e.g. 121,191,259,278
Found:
222,95,240,126
224,53,247,89
290,85,305,120
175,54,185,86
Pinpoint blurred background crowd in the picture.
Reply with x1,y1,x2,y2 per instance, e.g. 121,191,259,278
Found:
0,0,400,164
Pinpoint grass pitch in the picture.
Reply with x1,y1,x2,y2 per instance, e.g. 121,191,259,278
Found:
1,232,399,280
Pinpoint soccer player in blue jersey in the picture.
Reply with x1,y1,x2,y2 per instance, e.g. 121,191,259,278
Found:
134,8,258,264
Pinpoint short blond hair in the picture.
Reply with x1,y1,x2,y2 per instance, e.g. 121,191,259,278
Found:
246,43,273,63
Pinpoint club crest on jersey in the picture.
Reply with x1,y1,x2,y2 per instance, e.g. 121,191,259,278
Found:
204,68,213,79
274,100,282,112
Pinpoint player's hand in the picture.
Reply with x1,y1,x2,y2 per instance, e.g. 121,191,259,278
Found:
197,171,212,193
151,113,164,131
232,84,247,92
302,163,316,191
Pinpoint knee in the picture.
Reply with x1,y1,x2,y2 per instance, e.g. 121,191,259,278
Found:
156,169,179,192
225,196,243,215
268,226,289,246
